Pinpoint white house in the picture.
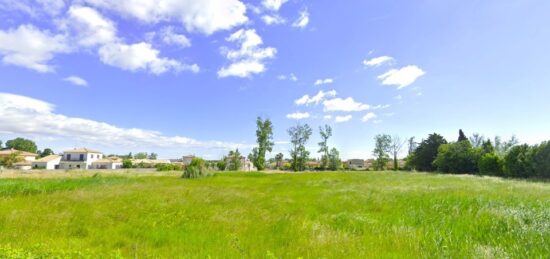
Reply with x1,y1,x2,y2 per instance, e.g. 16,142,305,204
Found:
31,155,62,170
59,148,103,170
92,157,123,169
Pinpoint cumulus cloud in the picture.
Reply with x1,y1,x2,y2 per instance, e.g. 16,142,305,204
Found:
0,0,66,17
335,115,352,123
160,26,191,48
262,14,286,25
61,5,118,47
0,24,69,72
262,0,288,11
99,42,199,75
323,97,369,112
363,56,394,67
218,29,276,78
0,93,248,150
292,9,310,28
361,112,377,123
63,76,88,86
295,90,337,106
81,0,248,35
286,112,310,120
378,65,425,89
314,78,333,86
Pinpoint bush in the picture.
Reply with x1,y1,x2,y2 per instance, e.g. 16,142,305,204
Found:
156,163,183,171
122,159,133,169
504,144,534,178
182,158,207,179
531,141,550,178
478,153,503,176
433,141,479,174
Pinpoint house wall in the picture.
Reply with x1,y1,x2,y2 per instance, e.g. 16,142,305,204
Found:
61,152,102,169
59,161,89,170
32,157,61,170
92,162,122,169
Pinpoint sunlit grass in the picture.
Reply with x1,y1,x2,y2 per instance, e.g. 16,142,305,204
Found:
0,171,548,258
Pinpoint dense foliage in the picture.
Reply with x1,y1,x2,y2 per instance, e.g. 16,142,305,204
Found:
5,138,37,153
182,157,206,178
252,117,274,171
407,133,447,172
288,124,312,171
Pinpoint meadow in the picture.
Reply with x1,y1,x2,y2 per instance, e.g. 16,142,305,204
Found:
0,171,548,258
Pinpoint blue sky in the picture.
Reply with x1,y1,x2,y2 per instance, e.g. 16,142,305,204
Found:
1,0,549,159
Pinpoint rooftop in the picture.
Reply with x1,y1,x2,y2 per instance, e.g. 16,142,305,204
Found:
0,148,37,157
63,148,102,154
34,155,61,162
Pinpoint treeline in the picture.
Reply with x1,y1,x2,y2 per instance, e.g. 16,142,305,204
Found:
404,130,550,179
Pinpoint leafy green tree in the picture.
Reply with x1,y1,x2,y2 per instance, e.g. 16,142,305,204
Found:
275,153,284,170
288,124,312,172
122,159,133,168
494,136,519,157
38,148,55,158
433,140,479,174
408,133,447,172
531,141,550,179
372,134,391,171
318,125,332,170
216,159,227,171
248,148,259,168
478,153,503,176
134,152,148,159
227,149,242,171
504,144,534,178
148,153,158,160
458,129,469,142
389,135,405,171
469,133,485,148
182,157,207,178
328,148,341,171
480,140,495,155
5,138,37,153
253,117,274,171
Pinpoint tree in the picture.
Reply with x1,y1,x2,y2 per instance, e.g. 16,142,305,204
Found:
478,153,503,176
318,125,332,170
0,152,23,168
408,133,447,172
0,140,3,149
227,149,242,171
328,148,341,171
39,148,55,158
122,159,133,169
504,144,534,178
407,137,417,155
531,141,550,179
182,157,207,179
458,129,469,142
253,117,274,171
433,140,479,174
480,140,495,155
288,124,312,172
216,159,227,171
389,135,405,171
494,136,519,157
134,152,148,159
5,138,37,153
148,153,158,160
372,134,391,171
469,133,485,148
275,153,284,170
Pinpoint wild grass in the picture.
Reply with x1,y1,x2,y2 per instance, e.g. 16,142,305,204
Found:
0,171,548,258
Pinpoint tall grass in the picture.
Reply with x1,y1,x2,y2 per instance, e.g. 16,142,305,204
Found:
0,172,548,258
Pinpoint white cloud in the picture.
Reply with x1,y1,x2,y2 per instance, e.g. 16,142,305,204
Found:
0,93,249,150
99,42,199,75
314,78,333,86
286,112,310,120
160,26,191,48
262,14,286,25
378,65,425,89
0,0,65,17
361,112,377,123
262,0,288,11
277,73,297,81
323,97,369,112
371,104,390,110
292,9,310,28
335,115,352,123
295,90,337,106
81,0,248,35
0,24,69,72
63,76,88,86
363,56,394,67
62,5,118,47
218,29,276,78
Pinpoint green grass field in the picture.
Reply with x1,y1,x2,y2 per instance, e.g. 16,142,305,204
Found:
0,171,548,258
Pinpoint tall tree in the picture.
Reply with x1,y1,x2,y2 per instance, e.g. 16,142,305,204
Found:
5,138,37,153
275,153,284,170
372,134,392,171
253,117,274,170
409,133,447,172
469,133,485,148
148,153,158,160
494,135,519,157
389,135,405,171
228,149,242,171
288,124,312,172
318,125,332,170
328,148,341,171
407,137,417,155
39,148,54,158
480,140,495,155
134,152,148,159
458,129,468,142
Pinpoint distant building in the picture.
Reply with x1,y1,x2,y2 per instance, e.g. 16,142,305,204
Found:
346,159,366,170
225,156,257,172
0,148,37,162
92,156,123,169
32,155,62,170
59,148,103,170
182,155,195,165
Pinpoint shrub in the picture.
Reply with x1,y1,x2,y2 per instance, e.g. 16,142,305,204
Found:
531,141,550,179
478,153,503,176
182,158,207,179
504,144,534,178
433,141,479,174
122,159,133,169
156,163,183,171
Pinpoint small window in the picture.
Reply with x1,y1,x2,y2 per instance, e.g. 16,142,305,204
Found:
91,154,94,159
